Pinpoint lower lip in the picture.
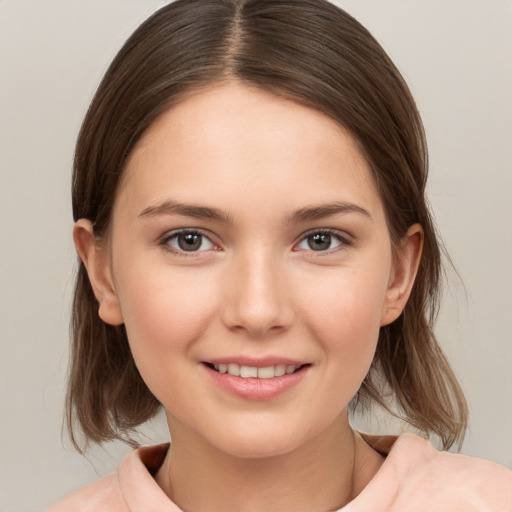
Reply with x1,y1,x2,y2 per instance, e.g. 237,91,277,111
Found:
203,364,309,400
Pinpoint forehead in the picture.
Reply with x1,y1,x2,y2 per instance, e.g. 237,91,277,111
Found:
116,82,383,222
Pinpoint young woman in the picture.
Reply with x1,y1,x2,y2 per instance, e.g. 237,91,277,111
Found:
49,0,511,510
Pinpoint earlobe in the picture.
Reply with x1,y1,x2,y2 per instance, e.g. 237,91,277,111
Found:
73,219,124,326
380,224,423,326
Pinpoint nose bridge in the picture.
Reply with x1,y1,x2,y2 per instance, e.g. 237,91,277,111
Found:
221,244,293,336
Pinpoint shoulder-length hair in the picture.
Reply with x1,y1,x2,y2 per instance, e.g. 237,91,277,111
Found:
68,0,467,451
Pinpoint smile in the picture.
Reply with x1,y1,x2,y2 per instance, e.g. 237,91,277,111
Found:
203,360,310,400
208,363,303,379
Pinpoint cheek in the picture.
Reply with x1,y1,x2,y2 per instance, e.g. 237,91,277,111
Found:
298,261,391,375
114,262,219,376
305,263,389,331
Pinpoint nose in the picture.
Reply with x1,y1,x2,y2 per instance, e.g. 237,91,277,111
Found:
220,248,295,338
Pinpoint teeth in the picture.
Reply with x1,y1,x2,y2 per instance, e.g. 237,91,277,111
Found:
240,365,258,378
257,366,275,379
212,363,301,378
227,363,240,376
274,364,286,377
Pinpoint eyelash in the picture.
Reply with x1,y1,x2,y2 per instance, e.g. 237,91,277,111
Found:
159,228,352,256
160,229,218,256
294,229,352,255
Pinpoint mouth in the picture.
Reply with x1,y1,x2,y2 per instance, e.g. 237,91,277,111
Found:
203,362,309,379
202,360,311,400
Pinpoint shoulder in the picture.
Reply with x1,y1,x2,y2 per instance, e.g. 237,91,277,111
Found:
388,433,512,511
47,444,172,512
392,433,511,480
46,472,127,512
349,433,512,512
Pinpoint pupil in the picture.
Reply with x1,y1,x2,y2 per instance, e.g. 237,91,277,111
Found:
178,233,201,251
308,233,331,251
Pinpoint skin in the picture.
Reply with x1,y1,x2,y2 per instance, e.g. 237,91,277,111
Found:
75,82,422,511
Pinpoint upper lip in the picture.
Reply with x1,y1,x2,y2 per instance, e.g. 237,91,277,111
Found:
203,356,308,367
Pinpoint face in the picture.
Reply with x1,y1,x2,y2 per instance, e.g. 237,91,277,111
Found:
78,83,419,458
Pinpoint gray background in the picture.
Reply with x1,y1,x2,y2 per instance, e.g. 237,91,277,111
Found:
0,1,511,510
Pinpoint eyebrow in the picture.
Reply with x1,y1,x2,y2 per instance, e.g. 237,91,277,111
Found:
138,199,370,224
287,202,371,223
138,200,233,223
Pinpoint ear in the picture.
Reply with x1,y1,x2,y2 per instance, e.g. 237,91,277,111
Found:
380,224,423,326
73,219,124,326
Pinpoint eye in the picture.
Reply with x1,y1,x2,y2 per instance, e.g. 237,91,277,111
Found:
163,230,216,253
295,230,347,252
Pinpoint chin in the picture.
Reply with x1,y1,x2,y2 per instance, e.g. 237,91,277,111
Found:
204,419,323,460
218,435,301,460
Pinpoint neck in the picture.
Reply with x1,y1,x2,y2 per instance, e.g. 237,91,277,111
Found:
155,413,383,512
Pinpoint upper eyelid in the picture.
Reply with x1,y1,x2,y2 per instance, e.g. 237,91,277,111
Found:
293,228,352,253
161,227,213,240
300,228,352,240
296,228,352,243
160,228,219,251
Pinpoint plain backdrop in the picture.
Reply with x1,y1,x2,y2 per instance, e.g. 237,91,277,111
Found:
0,1,511,510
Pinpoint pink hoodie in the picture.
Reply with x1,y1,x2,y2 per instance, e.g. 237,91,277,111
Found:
49,433,512,511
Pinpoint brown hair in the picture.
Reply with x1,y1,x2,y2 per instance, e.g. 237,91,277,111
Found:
68,0,467,451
